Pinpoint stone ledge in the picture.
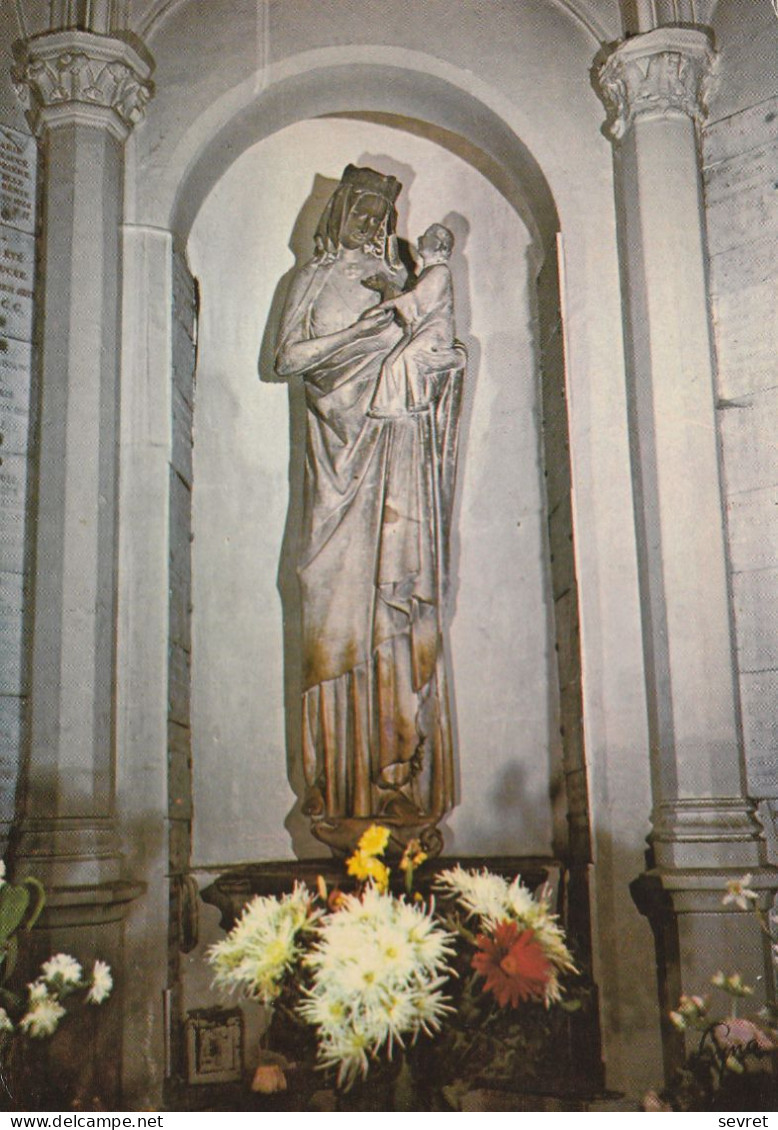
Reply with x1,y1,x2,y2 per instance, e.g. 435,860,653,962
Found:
201,855,558,931
37,878,146,927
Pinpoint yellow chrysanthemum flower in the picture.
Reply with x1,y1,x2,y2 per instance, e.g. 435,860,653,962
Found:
357,824,391,857
347,850,390,892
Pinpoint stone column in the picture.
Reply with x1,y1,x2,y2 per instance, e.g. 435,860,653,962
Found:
596,26,777,1064
11,30,151,910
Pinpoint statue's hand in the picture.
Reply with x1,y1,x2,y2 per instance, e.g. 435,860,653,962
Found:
362,272,405,302
361,271,391,297
355,306,394,334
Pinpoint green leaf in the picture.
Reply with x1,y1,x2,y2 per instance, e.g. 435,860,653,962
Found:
0,886,29,947
21,877,46,930
560,998,583,1012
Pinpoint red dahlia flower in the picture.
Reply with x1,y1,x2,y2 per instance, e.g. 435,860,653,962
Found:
472,920,551,1008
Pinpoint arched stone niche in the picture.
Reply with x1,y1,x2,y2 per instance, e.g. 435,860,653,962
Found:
145,46,592,870
186,113,572,864
119,29,659,1098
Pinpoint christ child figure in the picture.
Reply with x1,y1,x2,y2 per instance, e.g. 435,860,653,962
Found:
368,222,461,417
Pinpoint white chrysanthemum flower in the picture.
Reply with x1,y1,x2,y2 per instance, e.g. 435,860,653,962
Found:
531,914,577,980
407,979,453,1037
393,898,455,969
318,1028,372,1089
505,877,538,925
20,994,66,1038
317,949,387,1014
367,989,417,1052
0,1007,13,1033
300,886,454,1088
374,923,420,982
87,960,113,1004
41,953,83,986
435,866,511,928
208,882,319,1003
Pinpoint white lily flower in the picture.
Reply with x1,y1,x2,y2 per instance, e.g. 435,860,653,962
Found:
87,960,113,1004
722,874,759,911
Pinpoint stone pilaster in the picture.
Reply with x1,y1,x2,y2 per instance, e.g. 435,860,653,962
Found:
10,30,151,905
596,26,777,1060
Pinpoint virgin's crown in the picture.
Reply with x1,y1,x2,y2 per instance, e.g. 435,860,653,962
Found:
341,164,401,203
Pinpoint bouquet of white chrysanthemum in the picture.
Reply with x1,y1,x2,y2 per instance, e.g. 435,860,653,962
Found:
208,882,322,1004
435,866,577,1007
208,829,581,1100
299,884,454,1088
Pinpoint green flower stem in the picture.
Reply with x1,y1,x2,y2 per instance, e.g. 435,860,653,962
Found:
753,906,774,941
443,915,479,946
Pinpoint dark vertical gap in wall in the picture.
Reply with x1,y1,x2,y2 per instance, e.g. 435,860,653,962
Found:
167,248,198,1079
537,244,603,1089
537,250,592,874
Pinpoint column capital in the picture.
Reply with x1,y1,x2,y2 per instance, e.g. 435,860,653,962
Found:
12,30,154,142
597,27,717,141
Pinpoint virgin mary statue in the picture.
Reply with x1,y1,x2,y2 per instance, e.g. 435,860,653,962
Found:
274,165,466,856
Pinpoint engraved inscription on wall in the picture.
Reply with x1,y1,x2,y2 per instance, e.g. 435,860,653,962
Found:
0,228,35,343
0,128,35,235
0,125,35,823
0,338,31,458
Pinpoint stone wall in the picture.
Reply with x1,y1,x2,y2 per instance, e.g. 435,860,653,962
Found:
0,125,36,849
704,94,778,851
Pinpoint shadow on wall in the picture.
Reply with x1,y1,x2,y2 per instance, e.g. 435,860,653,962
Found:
489,760,557,857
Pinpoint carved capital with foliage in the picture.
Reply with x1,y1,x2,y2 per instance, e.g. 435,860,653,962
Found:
13,30,153,141
597,28,717,141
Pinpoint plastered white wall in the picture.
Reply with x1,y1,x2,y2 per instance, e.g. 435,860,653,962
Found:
188,115,555,865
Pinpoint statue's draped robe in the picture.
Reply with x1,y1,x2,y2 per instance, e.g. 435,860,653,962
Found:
279,257,464,826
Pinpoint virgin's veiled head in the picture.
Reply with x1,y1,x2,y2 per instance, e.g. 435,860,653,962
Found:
314,164,403,268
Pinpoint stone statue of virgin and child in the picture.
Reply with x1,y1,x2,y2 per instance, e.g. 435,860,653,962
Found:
274,165,466,856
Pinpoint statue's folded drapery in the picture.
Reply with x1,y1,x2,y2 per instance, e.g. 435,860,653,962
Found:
274,165,465,854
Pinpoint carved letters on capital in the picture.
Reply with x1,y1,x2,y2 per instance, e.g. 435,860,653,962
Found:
13,33,153,137
598,29,716,141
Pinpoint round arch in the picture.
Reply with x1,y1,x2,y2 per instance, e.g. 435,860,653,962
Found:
162,47,591,874
114,18,660,1103
162,53,560,253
